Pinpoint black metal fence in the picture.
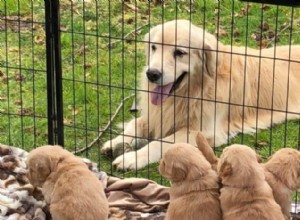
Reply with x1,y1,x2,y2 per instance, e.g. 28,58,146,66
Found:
1,0,300,184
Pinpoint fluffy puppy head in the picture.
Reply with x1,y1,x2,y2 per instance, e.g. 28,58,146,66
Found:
159,143,212,183
265,148,300,190
217,144,264,187
27,145,71,187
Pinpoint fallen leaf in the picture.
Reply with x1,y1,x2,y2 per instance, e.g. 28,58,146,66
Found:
34,34,45,45
9,48,19,52
0,76,8,83
24,126,34,133
72,108,79,115
18,108,33,116
15,74,25,82
233,28,240,37
84,64,92,69
215,28,227,37
15,99,22,105
261,5,271,10
255,141,269,150
141,15,148,20
124,3,139,12
64,118,73,125
251,33,262,41
60,26,68,31
78,45,89,56
0,96,7,101
259,21,269,31
257,39,268,49
67,105,79,116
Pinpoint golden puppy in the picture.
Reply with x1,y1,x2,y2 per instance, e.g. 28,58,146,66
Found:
218,144,285,220
102,19,300,171
27,145,109,220
159,143,222,220
263,148,300,219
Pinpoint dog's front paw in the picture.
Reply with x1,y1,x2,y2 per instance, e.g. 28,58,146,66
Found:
101,139,132,157
112,151,147,171
101,140,114,155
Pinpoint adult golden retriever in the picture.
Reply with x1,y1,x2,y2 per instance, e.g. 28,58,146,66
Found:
102,19,300,170
159,143,222,220
27,145,109,220
218,144,285,220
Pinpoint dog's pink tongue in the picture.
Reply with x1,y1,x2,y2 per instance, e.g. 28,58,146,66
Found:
150,83,173,105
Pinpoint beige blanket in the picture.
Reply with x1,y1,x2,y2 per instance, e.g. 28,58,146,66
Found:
0,144,169,220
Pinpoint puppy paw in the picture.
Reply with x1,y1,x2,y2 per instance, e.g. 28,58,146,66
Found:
112,151,147,171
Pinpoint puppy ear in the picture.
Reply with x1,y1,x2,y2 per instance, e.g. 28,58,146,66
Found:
195,132,218,165
171,166,186,182
219,161,232,178
49,155,64,172
159,159,186,182
34,157,52,182
256,154,262,163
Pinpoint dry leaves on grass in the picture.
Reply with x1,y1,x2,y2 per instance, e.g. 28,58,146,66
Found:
0,16,35,33
215,28,228,38
18,108,33,116
68,105,79,116
15,74,26,82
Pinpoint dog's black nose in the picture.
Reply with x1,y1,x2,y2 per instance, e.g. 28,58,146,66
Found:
146,68,162,83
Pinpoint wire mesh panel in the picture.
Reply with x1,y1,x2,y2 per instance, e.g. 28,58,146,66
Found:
0,1,48,150
1,0,300,194
54,1,300,189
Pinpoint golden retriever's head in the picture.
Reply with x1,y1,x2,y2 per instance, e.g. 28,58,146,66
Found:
217,144,264,187
265,148,300,190
27,145,70,187
159,143,212,183
143,19,221,105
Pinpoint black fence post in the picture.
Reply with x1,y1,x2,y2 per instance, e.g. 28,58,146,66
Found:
45,0,64,146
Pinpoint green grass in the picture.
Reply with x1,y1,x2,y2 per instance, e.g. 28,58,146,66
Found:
0,0,300,184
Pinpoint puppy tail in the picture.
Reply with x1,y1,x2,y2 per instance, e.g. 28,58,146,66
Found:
195,132,219,168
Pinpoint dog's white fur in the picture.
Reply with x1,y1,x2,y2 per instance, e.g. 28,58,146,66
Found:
102,19,300,170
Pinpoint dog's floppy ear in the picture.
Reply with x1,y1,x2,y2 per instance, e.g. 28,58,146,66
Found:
159,159,186,182
33,155,52,183
219,161,232,178
194,26,220,77
203,39,218,77
171,161,187,182
49,156,65,172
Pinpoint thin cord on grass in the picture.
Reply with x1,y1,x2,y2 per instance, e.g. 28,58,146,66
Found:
107,23,149,48
73,93,135,154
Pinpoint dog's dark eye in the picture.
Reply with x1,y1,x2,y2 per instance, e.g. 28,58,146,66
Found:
151,45,156,51
173,49,187,58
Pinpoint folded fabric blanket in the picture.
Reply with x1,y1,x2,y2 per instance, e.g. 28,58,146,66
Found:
0,144,169,220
